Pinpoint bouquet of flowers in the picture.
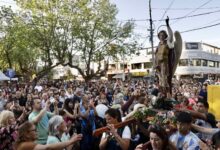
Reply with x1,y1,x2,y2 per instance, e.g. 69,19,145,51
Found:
133,107,177,133
133,107,157,120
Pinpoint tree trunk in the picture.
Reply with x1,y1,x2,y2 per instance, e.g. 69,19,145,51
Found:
32,63,61,86
84,75,93,83
5,50,12,68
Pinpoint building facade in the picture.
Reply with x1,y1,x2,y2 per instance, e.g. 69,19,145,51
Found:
176,42,220,80
107,42,220,80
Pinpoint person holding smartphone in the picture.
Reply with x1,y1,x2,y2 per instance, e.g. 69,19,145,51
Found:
78,95,97,150
28,99,59,144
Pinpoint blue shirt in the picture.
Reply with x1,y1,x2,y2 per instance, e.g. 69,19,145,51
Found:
80,104,96,131
170,131,200,150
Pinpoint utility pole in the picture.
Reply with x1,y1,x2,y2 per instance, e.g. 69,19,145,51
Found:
148,0,155,72
122,52,125,81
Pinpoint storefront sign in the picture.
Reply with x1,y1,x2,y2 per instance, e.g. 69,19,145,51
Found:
131,72,148,76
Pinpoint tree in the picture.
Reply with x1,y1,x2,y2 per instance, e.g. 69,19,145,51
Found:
0,6,41,80
0,0,137,82
65,0,137,81
0,6,17,69
0,6,53,81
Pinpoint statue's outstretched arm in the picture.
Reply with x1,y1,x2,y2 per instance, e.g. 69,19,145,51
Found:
166,17,173,44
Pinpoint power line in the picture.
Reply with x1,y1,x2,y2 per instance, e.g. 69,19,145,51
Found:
171,0,214,25
202,17,220,26
156,0,175,29
141,22,220,47
169,9,220,21
119,9,220,23
151,7,220,10
137,22,220,47
181,22,220,33
134,20,220,36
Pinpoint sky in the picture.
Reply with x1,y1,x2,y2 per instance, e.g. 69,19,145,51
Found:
110,0,220,48
1,0,220,48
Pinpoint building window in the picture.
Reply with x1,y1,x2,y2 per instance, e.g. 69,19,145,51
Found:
109,64,116,71
192,59,201,66
120,63,127,70
189,59,193,66
124,64,127,69
208,61,215,67
202,60,207,66
110,64,116,68
179,59,188,66
144,62,152,69
217,62,219,68
131,63,142,69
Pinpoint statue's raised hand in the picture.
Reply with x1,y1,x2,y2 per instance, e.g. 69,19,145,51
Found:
165,16,169,25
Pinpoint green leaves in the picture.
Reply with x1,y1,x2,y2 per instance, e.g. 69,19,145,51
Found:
0,0,138,81
134,108,157,120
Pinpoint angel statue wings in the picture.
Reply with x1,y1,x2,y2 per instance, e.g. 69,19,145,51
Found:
155,16,182,98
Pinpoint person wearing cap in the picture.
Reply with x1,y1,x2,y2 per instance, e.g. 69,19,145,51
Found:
170,112,200,150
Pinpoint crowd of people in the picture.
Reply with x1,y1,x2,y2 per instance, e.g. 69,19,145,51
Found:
0,77,220,150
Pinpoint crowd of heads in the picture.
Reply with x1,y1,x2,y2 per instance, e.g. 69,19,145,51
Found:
0,78,219,150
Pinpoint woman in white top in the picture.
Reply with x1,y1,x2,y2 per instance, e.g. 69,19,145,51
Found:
99,108,131,150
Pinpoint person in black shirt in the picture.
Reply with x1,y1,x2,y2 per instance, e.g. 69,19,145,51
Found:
15,91,27,107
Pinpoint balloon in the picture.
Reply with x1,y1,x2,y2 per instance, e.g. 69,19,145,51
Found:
95,104,108,119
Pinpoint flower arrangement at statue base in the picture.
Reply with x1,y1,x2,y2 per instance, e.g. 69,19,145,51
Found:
133,107,177,135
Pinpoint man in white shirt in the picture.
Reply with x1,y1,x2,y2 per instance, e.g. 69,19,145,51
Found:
34,83,43,92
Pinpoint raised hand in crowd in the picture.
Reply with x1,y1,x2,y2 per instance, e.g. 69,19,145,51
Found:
70,133,83,144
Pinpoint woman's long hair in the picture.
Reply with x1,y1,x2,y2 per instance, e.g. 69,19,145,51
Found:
105,108,122,122
148,125,169,149
14,121,34,149
0,110,14,127
63,98,74,114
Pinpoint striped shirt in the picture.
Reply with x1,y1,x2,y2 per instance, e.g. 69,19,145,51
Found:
170,131,200,150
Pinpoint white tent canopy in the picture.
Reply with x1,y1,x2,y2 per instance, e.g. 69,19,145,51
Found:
112,74,123,79
0,71,10,81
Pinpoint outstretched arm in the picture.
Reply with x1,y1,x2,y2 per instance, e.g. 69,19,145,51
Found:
166,17,173,44
192,124,218,135
175,108,207,121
